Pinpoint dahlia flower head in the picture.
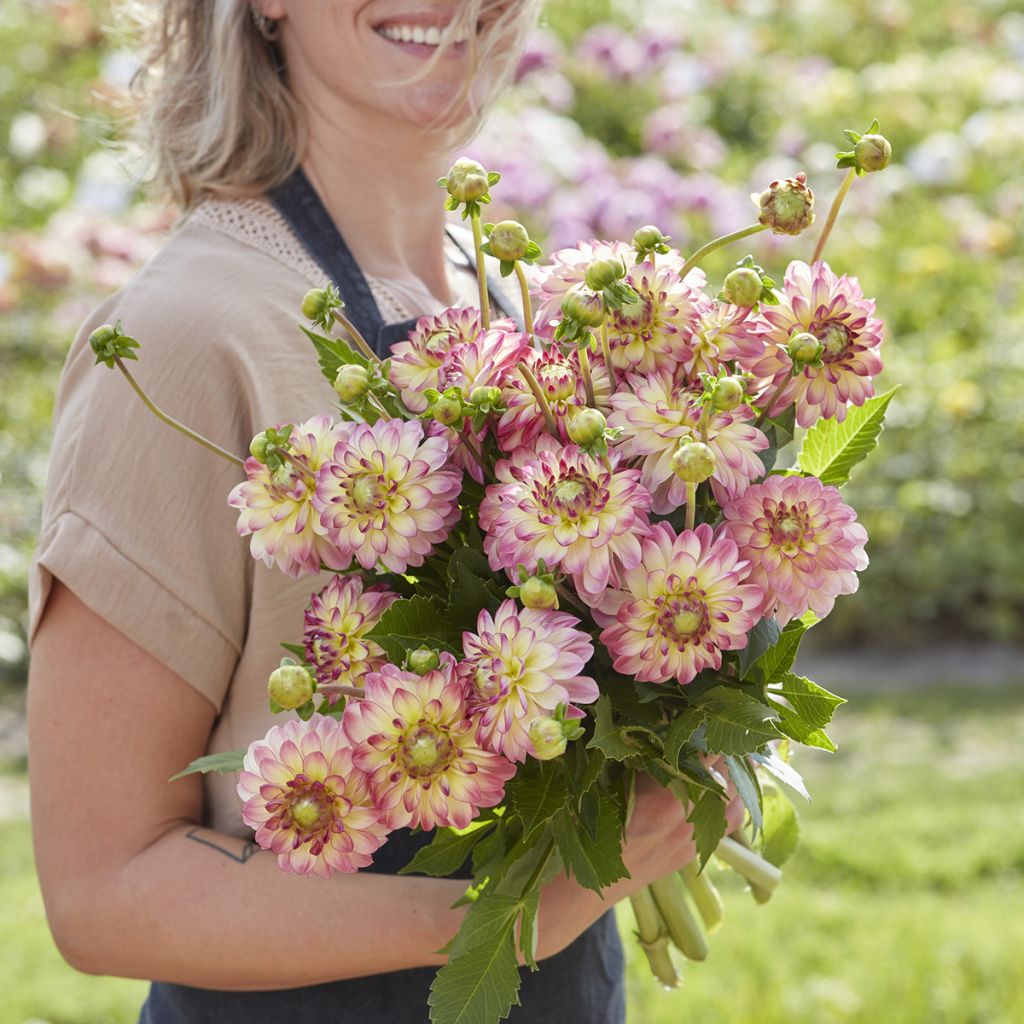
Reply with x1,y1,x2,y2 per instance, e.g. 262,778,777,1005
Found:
747,260,884,427
682,297,771,380
599,522,764,685
237,714,390,878
459,600,598,763
313,417,461,573
722,474,868,626
608,369,769,515
303,575,399,694
228,414,351,578
343,653,516,831
479,436,652,604
496,345,613,453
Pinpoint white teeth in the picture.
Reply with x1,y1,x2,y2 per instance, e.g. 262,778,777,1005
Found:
377,21,470,46
411,25,426,43
424,26,441,45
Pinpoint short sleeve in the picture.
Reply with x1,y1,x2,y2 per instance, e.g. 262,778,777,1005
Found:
28,231,263,711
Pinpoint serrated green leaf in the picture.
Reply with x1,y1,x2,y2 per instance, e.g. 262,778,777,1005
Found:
769,673,846,728
511,765,567,840
663,707,707,767
699,687,783,754
449,893,522,957
586,695,637,762
365,595,461,663
738,617,781,679
518,891,540,971
399,821,496,878
760,780,801,867
749,748,810,801
724,754,763,836
770,706,838,752
686,788,729,870
446,551,505,633
750,617,812,683
429,925,521,1024
169,749,245,782
552,796,627,892
795,385,900,487
299,324,367,386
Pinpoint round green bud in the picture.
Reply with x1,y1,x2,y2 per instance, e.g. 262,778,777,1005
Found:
584,256,628,291
528,716,568,761
334,363,371,402
469,385,502,408
633,224,666,251
561,285,605,327
721,267,763,308
855,133,892,173
88,324,119,352
711,376,746,412
488,220,530,262
268,663,315,711
757,172,815,236
445,157,489,203
567,407,607,447
670,440,717,484
408,647,440,676
249,430,272,463
301,287,332,323
430,395,464,427
519,575,558,611
787,331,823,366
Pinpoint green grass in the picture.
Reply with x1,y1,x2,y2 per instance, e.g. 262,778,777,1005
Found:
2,685,1022,1024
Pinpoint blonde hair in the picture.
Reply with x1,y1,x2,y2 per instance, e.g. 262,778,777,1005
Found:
125,1,540,211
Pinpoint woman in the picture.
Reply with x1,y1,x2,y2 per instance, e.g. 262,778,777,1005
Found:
28,2,743,1021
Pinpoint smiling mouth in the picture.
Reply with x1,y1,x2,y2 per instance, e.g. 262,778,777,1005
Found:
374,19,476,49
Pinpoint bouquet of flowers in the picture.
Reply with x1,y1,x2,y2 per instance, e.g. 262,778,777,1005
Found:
89,121,896,1024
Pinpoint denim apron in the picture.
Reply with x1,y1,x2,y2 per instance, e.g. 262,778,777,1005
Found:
139,168,626,1023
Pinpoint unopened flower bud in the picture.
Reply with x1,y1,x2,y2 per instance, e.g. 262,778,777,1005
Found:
519,575,558,611
249,430,272,463
268,662,315,711
567,407,607,447
633,224,667,251
712,376,746,411
488,220,530,262
756,173,815,236
721,267,763,307
529,716,568,761
430,395,463,426
88,324,119,351
444,157,489,203
407,647,440,676
670,440,717,484
584,256,628,291
854,133,892,173
334,363,371,402
787,331,823,366
469,385,502,408
301,287,333,323
561,285,605,327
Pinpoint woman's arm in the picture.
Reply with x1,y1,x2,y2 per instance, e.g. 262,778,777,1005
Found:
30,581,733,989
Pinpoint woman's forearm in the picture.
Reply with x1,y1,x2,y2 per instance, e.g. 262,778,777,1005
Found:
64,822,468,989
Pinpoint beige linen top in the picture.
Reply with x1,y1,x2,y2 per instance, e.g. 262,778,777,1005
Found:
28,196,487,837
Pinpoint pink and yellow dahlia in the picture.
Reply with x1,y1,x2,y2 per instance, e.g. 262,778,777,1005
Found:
479,438,652,603
599,523,763,685
748,260,884,427
314,418,461,573
236,715,390,878
721,474,868,626
608,370,768,514
680,298,770,380
459,600,598,762
228,414,350,577
496,346,613,452
387,307,514,412
303,575,399,694
343,654,515,831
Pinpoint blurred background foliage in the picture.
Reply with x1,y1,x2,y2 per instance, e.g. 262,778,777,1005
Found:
2,0,1023,697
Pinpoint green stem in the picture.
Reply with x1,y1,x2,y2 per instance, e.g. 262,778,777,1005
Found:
331,309,381,365
698,404,711,445
649,875,708,961
629,889,681,989
113,356,245,469
714,835,782,893
470,211,491,330
599,320,618,391
365,392,392,420
578,344,597,407
753,373,793,429
518,363,559,437
725,827,773,903
679,223,767,279
514,261,534,336
554,583,587,615
523,838,556,895
685,481,697,532
317,683,364,700
680,861,724,933
811,167,857,265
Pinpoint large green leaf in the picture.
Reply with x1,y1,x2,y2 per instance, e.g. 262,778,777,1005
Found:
511,766,568,841
686,787,729,870
429,925,521,1024
769,673,846,728
737,617,781,679
169,749,245,782
586,695,638,762
760,781,801,867
724,753,763,836
364,595,462,663
552,796,628,892
699,687,784,754
398,821,496,878
794,385,900,487
750,617,813,684
749,748,810,801
662,707,707,767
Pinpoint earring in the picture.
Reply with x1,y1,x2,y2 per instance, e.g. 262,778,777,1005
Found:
250,5,280,42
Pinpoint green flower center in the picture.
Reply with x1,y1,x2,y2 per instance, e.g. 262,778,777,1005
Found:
817,322,852,361
613,294,654,333
537,361,576,401
655,587,709,648
289,793,325,831
400,722,454,778
770,505,812,552
351,474,388,512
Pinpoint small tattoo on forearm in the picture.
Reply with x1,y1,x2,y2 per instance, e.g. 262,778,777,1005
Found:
185,827,262,864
